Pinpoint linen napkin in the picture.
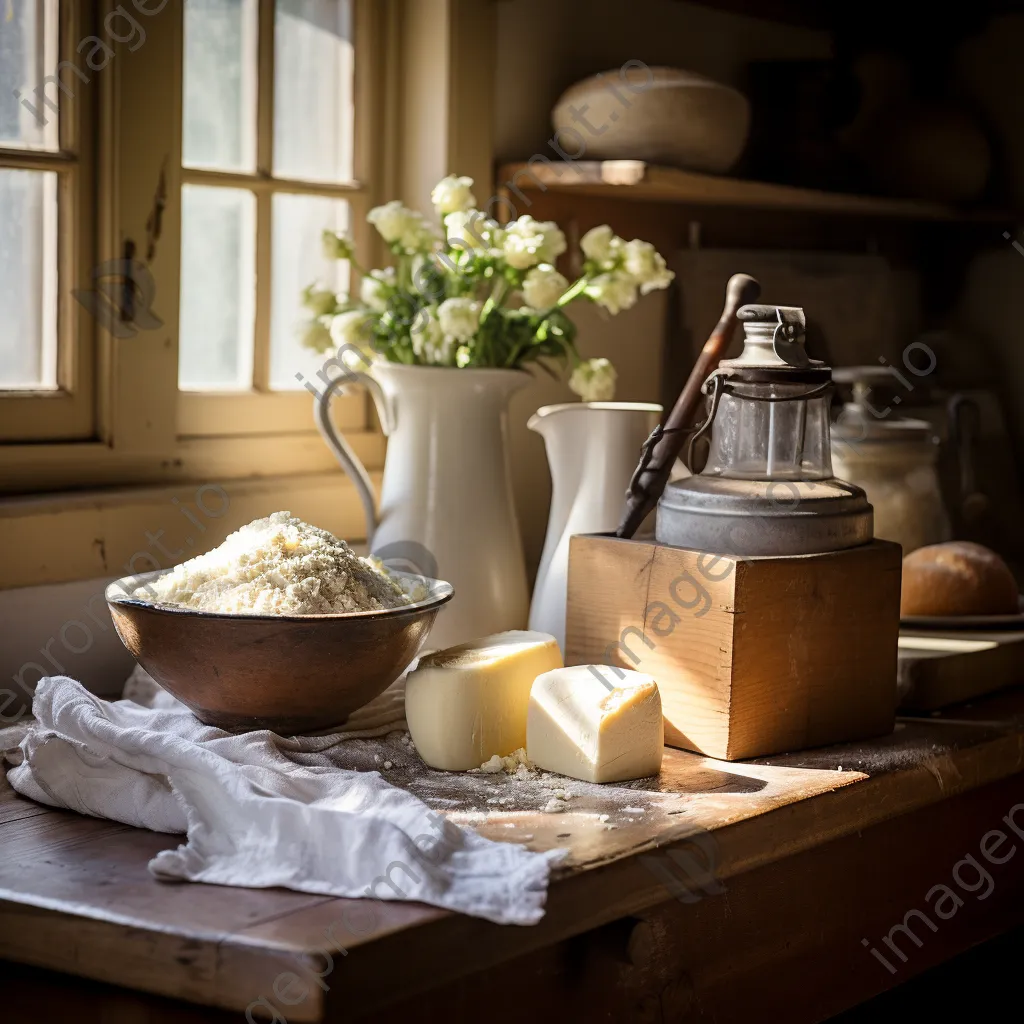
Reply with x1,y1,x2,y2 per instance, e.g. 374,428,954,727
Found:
5,675,563,925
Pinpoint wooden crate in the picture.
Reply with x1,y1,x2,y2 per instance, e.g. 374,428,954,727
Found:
566,534,902,761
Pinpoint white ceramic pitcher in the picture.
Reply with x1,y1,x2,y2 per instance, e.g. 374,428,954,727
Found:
528,401,662,652
317,363,530,649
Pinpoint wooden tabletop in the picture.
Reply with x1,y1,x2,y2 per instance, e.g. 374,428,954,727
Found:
3,689,1024,1022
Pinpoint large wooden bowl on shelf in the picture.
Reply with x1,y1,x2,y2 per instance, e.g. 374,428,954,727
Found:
106,569,454,734
552,66,750,174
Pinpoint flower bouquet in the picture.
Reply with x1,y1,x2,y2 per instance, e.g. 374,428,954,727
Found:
301,175,673,402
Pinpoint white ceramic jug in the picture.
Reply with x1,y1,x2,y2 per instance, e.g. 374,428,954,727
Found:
528,401,662,651
317,363,530,649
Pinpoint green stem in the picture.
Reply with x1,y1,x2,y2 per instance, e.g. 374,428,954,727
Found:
480,278,510,321
395,253,412,292
505,338,524,368
477,280,510,366
555,276,589,307
348,255,371,279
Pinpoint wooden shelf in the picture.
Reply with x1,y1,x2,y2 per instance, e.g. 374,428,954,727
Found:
497,160,1011,226
670,0,832,30
679,0,1024,42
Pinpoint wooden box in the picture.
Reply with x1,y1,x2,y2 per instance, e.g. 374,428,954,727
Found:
566,535,902,761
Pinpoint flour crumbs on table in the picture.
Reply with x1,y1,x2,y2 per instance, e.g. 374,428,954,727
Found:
319,729,680,839
470,747,535,778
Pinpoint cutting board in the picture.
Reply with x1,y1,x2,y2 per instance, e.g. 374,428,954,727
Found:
898,631,1024,711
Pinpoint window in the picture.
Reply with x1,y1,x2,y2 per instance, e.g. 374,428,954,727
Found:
0,0,96,441
0,0,387,491
177,0,370,436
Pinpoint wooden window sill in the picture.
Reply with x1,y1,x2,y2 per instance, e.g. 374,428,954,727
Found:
0,466,381,592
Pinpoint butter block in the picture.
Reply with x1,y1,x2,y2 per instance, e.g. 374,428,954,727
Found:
527,666,664,783
405,630,563,771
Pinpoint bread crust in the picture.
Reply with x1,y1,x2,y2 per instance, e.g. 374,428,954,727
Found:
901,541,1019,617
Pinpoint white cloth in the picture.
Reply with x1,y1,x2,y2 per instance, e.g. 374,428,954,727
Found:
5,676,562,925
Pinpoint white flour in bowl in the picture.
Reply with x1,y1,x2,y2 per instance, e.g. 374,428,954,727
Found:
133,511,412,615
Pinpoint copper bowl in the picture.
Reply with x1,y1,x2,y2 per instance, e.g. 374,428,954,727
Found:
106,569,454,734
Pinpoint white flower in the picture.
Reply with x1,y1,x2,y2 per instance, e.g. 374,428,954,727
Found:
301,284,337,318
411,306,445,361
502,215,567,270
330,309,374,351
300,319,333,352
399,213,440,253
623,239,674,294
445,209,501,253
431,174,476,215
359,268,395,311
367,200,415,244
437,297,481,342
580,224,620,265
585,271,638,315
410,306,458,365
522,265,568,311
435,336,456,365
569,358,617,402
322,230,354,261
368,201,436,252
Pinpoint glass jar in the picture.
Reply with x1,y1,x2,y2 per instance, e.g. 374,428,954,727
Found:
831,421,950,554
702,373,834,481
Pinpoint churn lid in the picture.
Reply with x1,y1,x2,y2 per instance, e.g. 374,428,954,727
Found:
720,305,817,371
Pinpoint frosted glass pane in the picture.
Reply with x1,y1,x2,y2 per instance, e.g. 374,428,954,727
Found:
0,0,58,149
179,185,256,390
0,169,57,388
270,193,349,389
273,0,354,183
183,0,257,171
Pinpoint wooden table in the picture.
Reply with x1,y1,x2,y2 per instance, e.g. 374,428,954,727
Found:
4,688,1024,1023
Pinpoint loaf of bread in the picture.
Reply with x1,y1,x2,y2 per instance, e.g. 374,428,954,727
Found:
901,541,1020,617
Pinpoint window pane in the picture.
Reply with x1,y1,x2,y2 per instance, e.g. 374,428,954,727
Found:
273,0,354,183
0,169,57,389
270,193,349,390
179,185,256,390
0,0,59,150
183,0,258,172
